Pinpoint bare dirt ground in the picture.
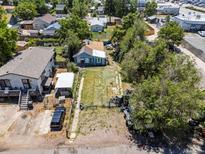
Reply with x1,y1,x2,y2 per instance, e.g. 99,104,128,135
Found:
0,103,67,150
74,108,131,147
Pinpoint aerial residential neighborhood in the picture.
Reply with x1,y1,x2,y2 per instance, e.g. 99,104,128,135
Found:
1,0,205,154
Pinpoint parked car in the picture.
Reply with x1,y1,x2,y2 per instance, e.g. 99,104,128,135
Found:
50,106,66,131
198,31,205,37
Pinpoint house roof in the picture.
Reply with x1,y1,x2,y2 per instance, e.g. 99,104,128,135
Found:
55,4,66,11
20,29,38,36
16,41,28,47
87,41,104,51
73,41,106,58
20,20,33,25
89,17,107,26
90,19,104,26
97,6,104,12
45,22,61,30
55,72,74,89
0,47,54,79
36,14,56,24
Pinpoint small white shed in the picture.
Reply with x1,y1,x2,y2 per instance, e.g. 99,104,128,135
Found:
55,72,75,98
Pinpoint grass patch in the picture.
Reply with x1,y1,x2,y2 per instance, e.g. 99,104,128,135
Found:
55,46,66,62
185,6,205,13
92,26,115,41
81,67,120,106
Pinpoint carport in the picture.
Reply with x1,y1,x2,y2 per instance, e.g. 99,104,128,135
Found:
54,72,74,98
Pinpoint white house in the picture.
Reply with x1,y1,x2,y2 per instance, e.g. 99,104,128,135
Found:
97,6,105,15
55,72,74,98
89,17,107,32
33,14,57,30
90,19,105,32
172,13,205,31
157,3,180,15
0,47,55,95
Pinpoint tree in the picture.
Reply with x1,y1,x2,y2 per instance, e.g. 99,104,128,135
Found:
0,6,5,20
34,0,48,15
144,1,157,17
105,0,115,23
104,0,132,18
116,18,146,62
158,21,184,49
14,1,38,20
71,0,88,18
122,13,140,30
114,0,129,18
63,30,81,60
130,54,203,132
105,0,115,17
58,14,91,40
121,40,167,82
0,19,18,65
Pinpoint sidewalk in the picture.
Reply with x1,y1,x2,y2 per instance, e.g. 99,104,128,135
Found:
68,77,84,143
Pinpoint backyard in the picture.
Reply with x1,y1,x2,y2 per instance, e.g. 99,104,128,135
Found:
55,46,66,63
81,66,121,107
92,26,115,41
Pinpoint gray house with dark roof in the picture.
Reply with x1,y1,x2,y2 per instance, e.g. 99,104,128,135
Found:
33,14,57,30
0,47,55,95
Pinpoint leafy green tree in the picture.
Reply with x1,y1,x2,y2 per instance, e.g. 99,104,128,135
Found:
105,0,115,22
111,25,126,44
58,14,91,40
130,54,203,131
105,0,132,18
122,13,140,30
116,18,146,62
0,6,5,19
14,1,38,20
144,1,157,17
105,0,115,17
71,0,88,18
0,19,18,65
121,40,167,82
114,0,129,18
34,0,48,15
63,30,81,60
158,21,184,49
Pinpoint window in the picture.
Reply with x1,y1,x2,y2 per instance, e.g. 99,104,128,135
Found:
0,79,11,89
22,79,31,89
97,58,101,63
85,58,90,63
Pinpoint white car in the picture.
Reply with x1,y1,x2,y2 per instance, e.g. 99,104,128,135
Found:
198,31,205,37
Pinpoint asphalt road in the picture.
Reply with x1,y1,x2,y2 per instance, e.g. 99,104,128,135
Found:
0,144,194,154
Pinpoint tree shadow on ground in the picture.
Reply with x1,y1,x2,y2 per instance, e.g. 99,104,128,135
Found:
128,127,204,154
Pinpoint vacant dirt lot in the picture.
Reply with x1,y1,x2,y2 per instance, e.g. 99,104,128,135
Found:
75,108,131,146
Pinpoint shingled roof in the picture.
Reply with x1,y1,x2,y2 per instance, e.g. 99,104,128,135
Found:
73,41,106,58
0,47,54,79
37,14,56,24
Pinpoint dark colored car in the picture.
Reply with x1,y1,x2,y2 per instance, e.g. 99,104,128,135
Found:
50,106,66,131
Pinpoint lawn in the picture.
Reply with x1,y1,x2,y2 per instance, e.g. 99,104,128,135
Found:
81,67,120,106
92,26,115,41
55,46,66,62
